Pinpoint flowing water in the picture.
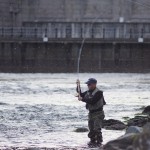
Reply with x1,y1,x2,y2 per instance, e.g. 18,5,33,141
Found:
0,73,149,149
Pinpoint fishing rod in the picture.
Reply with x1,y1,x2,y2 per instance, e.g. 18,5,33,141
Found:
76,38,85,98
76,11,106,98
76,0,150,98
76,79,81,99
77,18,99,78
76,0,150,76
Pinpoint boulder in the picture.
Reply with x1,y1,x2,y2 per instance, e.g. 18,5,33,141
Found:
103,119,126,130
127,115,150,127
126,126,143,134
104,123,150,150
74,127,88,132
142,106,150,115
133,123,150,150
103,133,137,150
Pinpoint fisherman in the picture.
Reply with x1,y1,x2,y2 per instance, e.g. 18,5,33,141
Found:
76,78,106,147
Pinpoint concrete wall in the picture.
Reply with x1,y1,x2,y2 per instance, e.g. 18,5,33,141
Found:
0,0,150,73
0,42,149,73
1,0,150,27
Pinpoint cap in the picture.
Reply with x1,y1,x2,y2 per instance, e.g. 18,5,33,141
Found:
85,78,97,84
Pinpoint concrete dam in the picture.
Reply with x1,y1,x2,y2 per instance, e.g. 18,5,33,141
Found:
0,0,150,73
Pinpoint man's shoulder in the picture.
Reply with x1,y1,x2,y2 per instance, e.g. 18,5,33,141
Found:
96,88,103,93
94,89,103,96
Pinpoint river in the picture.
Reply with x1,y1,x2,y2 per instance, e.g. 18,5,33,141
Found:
0,73,149,149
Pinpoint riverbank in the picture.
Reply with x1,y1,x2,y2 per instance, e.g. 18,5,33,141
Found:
104,106,150,150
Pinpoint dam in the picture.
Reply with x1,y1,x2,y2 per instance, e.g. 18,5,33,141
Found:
0,0,150,72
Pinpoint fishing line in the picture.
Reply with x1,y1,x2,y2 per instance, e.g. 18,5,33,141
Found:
77,16,102,79
77,0,150,79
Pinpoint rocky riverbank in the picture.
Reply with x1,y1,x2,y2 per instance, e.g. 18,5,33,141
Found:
103,105,150,130
103,105,150,150
72,105,150,150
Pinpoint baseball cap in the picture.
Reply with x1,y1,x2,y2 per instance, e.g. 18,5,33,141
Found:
85,78,97,84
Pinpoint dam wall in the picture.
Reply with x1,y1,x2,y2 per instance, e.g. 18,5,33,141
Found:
0,0,150,72
0,41,149,73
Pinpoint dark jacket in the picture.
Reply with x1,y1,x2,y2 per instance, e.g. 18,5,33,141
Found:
77,86,106,112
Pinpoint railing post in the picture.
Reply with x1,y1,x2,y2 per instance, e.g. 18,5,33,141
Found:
129,28,132,39
2,27,4,37
11,27,13,37
91,28,94,38
20,28,23,37
103,28,105,39
81,27,83,38
34,28,37,38
114,28,116,39
141,28,144,38
55,28,58,38
45,28,47,37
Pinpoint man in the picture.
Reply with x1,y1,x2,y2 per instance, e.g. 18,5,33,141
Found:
76,78,106,147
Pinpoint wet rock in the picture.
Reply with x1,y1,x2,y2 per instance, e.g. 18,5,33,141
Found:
103,119,126,130
127,115,150,127
126,126,143,134
104,123,150,150
133,123,150,150
142,105,150,115
74,127,88,132
103,133,136,150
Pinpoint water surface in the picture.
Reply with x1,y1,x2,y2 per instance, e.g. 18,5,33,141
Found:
0,73,149,149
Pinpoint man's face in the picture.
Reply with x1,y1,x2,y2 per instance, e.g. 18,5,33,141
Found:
87,83,96,90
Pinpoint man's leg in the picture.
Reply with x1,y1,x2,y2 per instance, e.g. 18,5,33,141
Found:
88,115,96,146
94,112,104,145
88,120,95,140
94,118,103,143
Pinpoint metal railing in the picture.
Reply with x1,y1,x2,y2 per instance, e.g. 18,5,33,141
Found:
0,27,149,41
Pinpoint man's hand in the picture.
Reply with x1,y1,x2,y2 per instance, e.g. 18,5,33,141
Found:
76,79,80,85
78,97,83,101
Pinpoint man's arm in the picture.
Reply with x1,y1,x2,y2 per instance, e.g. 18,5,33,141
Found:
76,79,87,98
82,91,103,105
76,86,87,97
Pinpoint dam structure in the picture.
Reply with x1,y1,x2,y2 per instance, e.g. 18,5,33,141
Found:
0,0,150,73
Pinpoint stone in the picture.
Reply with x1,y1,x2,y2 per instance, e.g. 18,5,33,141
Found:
133,123,150,150
142,106,150,115
103,133,137,150
127,116,150,127
104,123,150,150
103,119,126,130
74,127,88,132
126,126,143,134
105,124,126,130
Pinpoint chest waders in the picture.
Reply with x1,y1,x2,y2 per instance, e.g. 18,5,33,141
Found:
85,88,105,146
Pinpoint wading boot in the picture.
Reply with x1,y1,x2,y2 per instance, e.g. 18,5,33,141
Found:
97,136,103,147
88,139,97,148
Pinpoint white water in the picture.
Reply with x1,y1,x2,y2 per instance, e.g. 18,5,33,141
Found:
0,73,149,149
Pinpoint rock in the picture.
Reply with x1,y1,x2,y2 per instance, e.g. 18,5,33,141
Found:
142,106,150,115
103,133,137,150
74,127,88,132
126,126,143,134
103,119,126,130
133,123,150,150
104,123,150,150
105,124,126,130
127,115,150,127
